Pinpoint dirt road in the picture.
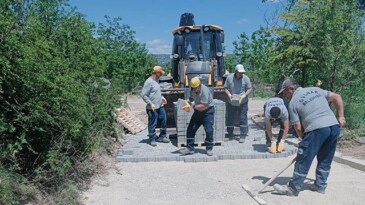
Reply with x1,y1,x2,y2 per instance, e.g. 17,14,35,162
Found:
81,96,365,205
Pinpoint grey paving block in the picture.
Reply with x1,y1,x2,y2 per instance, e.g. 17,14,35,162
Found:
122,149,134,155
116,118,297,163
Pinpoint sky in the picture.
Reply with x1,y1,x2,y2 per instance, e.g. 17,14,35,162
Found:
68,0,285,54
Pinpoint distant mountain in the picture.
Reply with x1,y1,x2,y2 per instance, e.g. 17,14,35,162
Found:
153,54,170,66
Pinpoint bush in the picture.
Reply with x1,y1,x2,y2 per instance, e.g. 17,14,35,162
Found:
0,1,157,204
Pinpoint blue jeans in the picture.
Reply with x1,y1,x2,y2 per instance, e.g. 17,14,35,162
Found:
146,106,167,142
186,106,215,151
226,101,248,138
288,125,340,195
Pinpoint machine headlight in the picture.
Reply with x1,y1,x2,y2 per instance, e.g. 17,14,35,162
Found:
184,28,190,33
216,52,223,57
203,26,209,31
170,53,179,59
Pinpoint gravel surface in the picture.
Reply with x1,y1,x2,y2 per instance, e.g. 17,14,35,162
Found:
82,158,365,205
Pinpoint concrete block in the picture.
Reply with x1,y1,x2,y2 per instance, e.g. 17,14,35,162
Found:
122,149,134,155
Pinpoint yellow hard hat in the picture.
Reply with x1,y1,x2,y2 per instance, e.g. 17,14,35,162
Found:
190,77,201,88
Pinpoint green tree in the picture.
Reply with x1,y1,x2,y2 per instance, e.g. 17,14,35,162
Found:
272,0,365,127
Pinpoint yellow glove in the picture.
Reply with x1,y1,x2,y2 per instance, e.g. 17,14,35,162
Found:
269,143,277,153
150,104,156,111
182,101,190,112
277,142,285,153
162,97,167,105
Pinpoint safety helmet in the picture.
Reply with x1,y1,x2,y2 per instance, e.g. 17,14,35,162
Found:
235,64,246,73
190,77,201,88
152,66,165,74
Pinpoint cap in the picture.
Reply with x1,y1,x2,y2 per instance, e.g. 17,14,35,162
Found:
278,78,297,94
152,66,165,74
235,64,246,73
190,77,201,88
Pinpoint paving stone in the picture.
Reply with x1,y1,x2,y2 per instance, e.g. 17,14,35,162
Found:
116,119,297,163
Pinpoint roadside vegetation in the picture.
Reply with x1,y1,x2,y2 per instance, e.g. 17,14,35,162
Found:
0,0,157,204
231,0,365,130
1,0,364,204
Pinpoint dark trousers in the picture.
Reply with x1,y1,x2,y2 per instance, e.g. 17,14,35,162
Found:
226,101,248,138
146,107,167,141
288,125,340,194
186,106,215,151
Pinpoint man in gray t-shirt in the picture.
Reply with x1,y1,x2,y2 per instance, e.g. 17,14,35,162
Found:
224,64,252,143
273,79,346,197
141,66,170,146
180,77,215,156
264,97,289,153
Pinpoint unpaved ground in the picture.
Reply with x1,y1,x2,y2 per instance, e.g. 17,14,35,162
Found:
81,96,365,205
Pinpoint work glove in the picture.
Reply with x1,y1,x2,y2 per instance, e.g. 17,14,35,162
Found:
150,104,156,112
277,140,285,153
182,100,191,112
228,93,233,102
239,94,246,104
269,142,277,153
162,97,167,105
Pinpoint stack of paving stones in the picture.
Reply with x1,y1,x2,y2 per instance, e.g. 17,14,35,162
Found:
174,99,225,147
116,118,298,163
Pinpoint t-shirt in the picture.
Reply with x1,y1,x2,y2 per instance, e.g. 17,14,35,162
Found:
140,77,163,109
190,84,214,108
264,97,289,123
289,87,338,132
224,73,252,104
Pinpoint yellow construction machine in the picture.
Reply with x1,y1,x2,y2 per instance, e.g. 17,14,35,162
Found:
160,13,227,127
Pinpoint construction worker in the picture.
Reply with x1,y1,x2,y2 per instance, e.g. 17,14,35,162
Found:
224,64,252,143
179,77,215,156
263,97,290,153
273,78,346,196
141,66,170,147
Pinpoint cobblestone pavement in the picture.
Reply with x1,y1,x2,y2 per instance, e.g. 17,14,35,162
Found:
116,119,297,163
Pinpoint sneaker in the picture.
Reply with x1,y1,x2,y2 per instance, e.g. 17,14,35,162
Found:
150,140,157,147
309,183,326,194
273,184,297,196
179,148,194,155
206,150,213,156
156,136,170,143
239,137,245,143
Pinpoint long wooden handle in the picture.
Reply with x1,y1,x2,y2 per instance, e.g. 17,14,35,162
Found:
257,156,297,194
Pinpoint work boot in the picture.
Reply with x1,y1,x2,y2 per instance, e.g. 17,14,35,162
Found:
179,148,194,155
206,149,213,156
239,136,245,143
150,140,157,147
273,184,298,196
309,183,326,194
227,132,234,140
156,136,170,143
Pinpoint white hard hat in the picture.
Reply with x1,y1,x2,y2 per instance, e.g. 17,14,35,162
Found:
235,64,246,73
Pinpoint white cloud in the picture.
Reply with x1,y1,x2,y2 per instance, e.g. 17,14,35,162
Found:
238,18,249,24
146,39,172,54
